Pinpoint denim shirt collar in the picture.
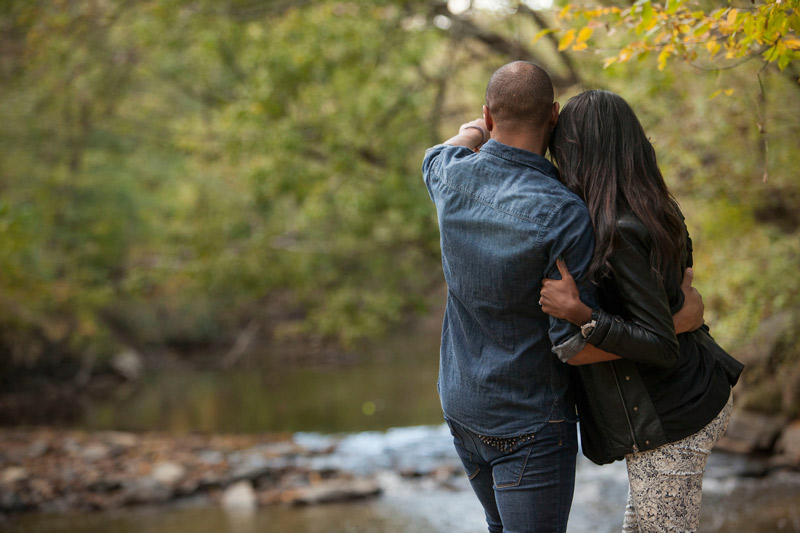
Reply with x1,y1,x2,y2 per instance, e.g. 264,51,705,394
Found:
480,139,558,180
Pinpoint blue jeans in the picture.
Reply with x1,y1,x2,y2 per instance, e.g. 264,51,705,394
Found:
447,418,578,533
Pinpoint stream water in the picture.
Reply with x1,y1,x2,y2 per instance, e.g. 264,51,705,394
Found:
5,424,800,532
6,319,800,531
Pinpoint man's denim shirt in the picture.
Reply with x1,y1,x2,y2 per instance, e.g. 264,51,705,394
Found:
422,140,599,437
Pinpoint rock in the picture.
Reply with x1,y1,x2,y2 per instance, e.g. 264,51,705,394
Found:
62,437,82,455
26,440,49,459
253,441,300,457
101,431,138,448
122,477,172,505
111,349,144,381
0,486,26,511
151,462,186,487
81,443,109,462
87,479,122,493
292,432,337,454
228,448,295,482
198,450,224,465
732,311,792,366
716,409,785,454
282,478,381,505
775,421,800,465
782,364,800,415
221,480,257,511
0,467,28,485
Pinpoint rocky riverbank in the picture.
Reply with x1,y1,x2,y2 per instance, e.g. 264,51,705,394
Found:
0,426,461,516
2,422,800,533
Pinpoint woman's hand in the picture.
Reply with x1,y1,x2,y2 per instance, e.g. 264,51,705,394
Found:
540,259,592,326
673,268,704,334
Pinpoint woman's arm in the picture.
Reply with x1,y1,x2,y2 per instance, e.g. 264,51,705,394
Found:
540,219,684,368
541,261,704,332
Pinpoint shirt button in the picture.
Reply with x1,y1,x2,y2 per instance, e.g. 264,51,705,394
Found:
625,376,631,381
645,440,650,445
633,406,639,412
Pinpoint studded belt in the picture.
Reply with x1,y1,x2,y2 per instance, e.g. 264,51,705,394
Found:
476,432,535,452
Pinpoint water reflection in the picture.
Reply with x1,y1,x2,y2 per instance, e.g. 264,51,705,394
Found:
82,318,445,435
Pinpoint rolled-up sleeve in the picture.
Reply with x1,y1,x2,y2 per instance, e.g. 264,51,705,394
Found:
543,200,599,362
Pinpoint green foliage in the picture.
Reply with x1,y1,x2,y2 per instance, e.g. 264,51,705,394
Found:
0,0,448,369
1,0,798,375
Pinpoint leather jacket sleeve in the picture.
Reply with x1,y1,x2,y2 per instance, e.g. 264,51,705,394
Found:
583,215,680,368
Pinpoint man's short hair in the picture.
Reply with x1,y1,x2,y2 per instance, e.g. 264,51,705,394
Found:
485,61,554,131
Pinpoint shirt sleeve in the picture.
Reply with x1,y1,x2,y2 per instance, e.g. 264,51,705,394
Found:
544,200,600,362
422,144,475,204
421,144,448,203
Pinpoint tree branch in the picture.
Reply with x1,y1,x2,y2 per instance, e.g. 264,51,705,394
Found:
516,4,581,87
431,3,580,90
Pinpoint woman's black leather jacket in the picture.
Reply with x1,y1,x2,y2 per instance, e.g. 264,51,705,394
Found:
574,213,743,465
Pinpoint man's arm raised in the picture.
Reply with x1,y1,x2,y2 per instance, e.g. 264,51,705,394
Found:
443,119,489,152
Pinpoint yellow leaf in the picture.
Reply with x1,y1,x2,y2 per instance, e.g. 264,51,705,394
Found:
558,29,576,51
657,45,673,70
572,42,588,51
709,88,734,100
706,40,721,57
784,38,800,50
532,28,554,45
603,56,618,68
576,27,593,44
726,8,738,27
559,5,571,20
711,8,726,20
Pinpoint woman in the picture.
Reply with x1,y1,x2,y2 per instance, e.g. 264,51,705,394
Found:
540,90,744,532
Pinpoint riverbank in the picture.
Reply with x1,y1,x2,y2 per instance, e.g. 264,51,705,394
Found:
2,425,800,532
0,426,452,515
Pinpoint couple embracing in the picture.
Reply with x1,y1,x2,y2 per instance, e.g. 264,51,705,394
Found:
422,61,744,533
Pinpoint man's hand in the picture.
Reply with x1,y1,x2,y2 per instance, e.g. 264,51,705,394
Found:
443,118,489,151
673,268,704,334
540,259,592,326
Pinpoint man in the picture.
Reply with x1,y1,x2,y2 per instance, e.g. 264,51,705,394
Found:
421,61,596,533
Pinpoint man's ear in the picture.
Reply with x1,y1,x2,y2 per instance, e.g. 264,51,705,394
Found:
483,105,494,131
550,101,560,129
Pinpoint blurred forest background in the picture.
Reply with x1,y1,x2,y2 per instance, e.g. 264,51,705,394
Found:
1,0,799,422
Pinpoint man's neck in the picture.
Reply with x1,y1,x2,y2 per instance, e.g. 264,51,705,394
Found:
490,130,548,156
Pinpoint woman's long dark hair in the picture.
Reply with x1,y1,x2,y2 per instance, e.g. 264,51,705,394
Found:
549,90,685,283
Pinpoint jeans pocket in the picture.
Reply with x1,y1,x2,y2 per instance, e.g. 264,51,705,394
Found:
493,444,533,489
447,420,481,480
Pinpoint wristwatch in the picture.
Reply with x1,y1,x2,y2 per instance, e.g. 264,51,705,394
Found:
580,310,599,339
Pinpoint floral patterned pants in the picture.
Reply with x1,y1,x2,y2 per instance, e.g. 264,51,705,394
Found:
622,393,734,532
